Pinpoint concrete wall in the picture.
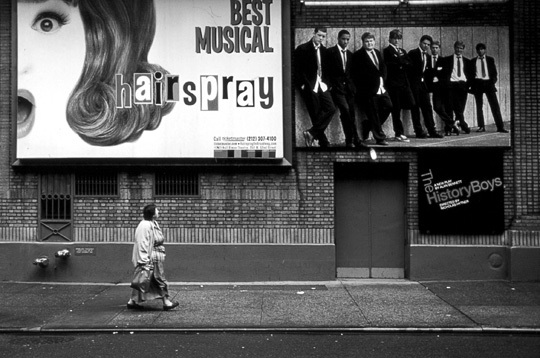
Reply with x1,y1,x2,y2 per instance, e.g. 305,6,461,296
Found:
0,243,335,283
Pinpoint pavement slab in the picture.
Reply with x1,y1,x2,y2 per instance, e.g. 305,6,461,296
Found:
0,280,539,332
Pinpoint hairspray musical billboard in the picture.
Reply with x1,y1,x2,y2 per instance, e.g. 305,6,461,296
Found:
16,0,284,161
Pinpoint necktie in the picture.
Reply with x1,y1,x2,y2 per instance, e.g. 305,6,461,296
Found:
342,50,347,71
316,46,322,77
370,51,379,70
457,56,462,77
432,56,437,68
422,52,427,72
480,57,486,78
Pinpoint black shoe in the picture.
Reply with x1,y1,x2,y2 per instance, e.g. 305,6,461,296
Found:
428,132,444,138
497,128,509,133
462,127,471,134
163,301,180,311
476,127,486,132
345,142,354,148
452,125,460,136
127,302,144,310
416,132,428,139
318,141,329,148
375,140,389,146
354,140,368,149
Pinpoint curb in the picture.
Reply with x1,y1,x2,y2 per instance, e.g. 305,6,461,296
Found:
3,327,540,334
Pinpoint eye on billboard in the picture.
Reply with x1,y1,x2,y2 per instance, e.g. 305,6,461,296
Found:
16,0,287,163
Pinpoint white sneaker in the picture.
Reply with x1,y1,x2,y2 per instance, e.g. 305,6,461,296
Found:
395,135,410,142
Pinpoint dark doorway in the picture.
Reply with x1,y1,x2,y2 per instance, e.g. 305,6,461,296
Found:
335,163,408,278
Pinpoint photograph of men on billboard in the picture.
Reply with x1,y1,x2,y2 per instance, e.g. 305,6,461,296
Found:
17,0,284,160
294,27,511,149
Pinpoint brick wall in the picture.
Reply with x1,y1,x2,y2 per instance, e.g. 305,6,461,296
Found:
0,0,538,247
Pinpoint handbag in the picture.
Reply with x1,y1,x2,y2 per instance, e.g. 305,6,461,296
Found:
130,264,154,293
130,226,155,293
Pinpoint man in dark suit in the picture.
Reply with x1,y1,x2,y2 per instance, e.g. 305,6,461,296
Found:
383,29,413,142
351,32,391,146
327,30,364,148
407,35,443,138
294,27,336,147
438,40,472,134
469,43,509,133
426,40,460,136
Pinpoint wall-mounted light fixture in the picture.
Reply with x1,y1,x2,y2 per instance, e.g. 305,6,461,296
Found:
301,0,507,6
33,256,49,268
55,249,71,258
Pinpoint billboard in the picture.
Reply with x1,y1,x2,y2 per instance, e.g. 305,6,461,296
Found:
294,27,511,148
418,149,505,235
16,0,284,161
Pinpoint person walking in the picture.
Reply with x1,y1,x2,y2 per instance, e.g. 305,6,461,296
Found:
128,204,179,311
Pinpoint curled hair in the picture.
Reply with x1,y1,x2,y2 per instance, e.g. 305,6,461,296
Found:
476,43,486,51
420,35,433,44
143,204,157,221
66,0,175,146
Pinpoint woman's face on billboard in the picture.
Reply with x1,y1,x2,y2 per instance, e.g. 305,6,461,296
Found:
17,0,85,140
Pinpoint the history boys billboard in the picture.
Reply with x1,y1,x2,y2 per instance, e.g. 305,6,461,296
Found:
418,149,505,235
16,0,284,161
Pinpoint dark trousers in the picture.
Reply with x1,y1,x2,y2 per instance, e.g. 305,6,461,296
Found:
387,87,409,136
410,83,437,135
447,81,470,130
301,87,336,146
357,92,392,142
473,82,504,130
331,90,361,144
432,85,455,131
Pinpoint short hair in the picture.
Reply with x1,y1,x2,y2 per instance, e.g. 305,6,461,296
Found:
389,29,402,40
431,40,441,47
361,32,375,42
143,204,157,220
420,35,433,44
454,40,465,49
314,27,327,34
338,30,350,38
476,43,487,51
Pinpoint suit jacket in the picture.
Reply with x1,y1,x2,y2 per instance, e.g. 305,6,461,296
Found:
469,55,498,93
424,55,444,92
406,47,432,89
351,47,387,97
327,45,356,95
438,54,473,88
293,40,331,90
383,45,411,89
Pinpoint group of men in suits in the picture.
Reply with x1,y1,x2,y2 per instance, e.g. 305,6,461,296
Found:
294,27,508,148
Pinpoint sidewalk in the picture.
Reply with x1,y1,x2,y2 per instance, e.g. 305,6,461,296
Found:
1,280,539,333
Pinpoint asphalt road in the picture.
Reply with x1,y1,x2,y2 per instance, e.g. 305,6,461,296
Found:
1,332,539,358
